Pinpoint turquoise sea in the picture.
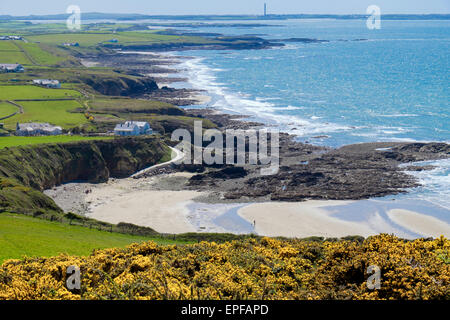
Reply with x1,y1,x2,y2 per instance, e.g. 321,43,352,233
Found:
166,19,450,215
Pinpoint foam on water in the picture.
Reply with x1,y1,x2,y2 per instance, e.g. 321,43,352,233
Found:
177,56,354,138
161,19,449,213
400,158,450,210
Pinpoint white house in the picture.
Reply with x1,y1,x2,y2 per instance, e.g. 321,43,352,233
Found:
0,64,24,73
33,79,61,88
62,42,79,47
114,121,153,136
0,36,23,41
16,122,62,136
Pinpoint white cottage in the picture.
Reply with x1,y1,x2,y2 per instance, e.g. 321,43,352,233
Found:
0,64,24,73
114,121,152,136
33,79,61,88
16,122,62,136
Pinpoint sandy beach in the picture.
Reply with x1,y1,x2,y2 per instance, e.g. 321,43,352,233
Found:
237,201,378,238
387,209,450,238
84,174,205,234
46,172,450,239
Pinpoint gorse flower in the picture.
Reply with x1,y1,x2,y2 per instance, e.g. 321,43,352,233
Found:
0,235,448,300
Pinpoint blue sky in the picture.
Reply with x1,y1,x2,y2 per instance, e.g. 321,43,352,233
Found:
1,0,449,16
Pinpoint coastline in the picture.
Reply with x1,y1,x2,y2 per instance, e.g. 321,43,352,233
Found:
44,46,450,239
46,175,450,238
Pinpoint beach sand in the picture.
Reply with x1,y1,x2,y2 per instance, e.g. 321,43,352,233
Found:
47,173,450,239
85,174,205,234
387,209,450,238
238,201,379,238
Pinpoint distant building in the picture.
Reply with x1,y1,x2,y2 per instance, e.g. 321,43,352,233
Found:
0,36,23,41
0,64,24,73
62,42,80,47
32,79,61,88
16,122,62,136
114,121,153,136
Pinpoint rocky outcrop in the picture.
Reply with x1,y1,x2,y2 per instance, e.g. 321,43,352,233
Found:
101,36,283,52
182,140,450,202
80,75,158,96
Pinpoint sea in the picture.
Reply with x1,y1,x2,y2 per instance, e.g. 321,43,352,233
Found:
32,17,449,236
159,19,449,218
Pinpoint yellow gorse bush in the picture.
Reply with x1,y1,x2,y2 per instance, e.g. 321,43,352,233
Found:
0,234,448,300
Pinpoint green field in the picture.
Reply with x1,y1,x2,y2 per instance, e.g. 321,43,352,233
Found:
0,41,31,64
18,42,66,65
0,51,30,64
3,100,87,129
89,98,181,114
0,101,18,118
26,31,188,47
0,85,81,100
0,135,112,149
0,213,182,264
0,40,68,66
0,41,19,51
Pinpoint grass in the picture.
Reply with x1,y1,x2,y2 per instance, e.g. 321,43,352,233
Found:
0,213,184,264
88,98,183,115
0,101,18,118
0,50,31,64
26,31,189,47
0,135,113,149
18,42,66,65
2,100,87,129
0,85,81,100
0,41,19,51
0,40,71,66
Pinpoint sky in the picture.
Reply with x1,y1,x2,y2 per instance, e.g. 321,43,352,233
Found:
1,0,449,16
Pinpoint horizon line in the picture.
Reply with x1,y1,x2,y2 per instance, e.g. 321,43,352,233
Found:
2,12,450,17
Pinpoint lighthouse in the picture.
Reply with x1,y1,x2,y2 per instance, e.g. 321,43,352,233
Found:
264,3,267,16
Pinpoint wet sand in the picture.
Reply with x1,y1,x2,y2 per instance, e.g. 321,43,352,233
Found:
46,176,450,239
387,209,450,238
237,201,378,238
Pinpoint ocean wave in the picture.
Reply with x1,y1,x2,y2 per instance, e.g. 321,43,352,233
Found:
175,56,352,137
400,158,450,210
378,113,420,118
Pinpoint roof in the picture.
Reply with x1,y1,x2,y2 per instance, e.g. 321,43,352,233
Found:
17,123,62,130
0,64,23,69
114,123,139,131
124,121,150,127
33,79,60,85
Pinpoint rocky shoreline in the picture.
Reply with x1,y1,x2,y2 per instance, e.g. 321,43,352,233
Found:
76,47,450,204
164,117,450,203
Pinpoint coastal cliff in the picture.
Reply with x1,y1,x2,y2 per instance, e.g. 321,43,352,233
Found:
0,137,168,215
80,75,159,97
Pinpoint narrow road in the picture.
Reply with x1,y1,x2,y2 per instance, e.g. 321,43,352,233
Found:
131,147,184,179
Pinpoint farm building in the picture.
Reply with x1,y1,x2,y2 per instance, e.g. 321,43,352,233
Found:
0,64,24,73
0,36,22,40
62,42,80,47
16,122,63,136
32,79,61,88
114,121,153,136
